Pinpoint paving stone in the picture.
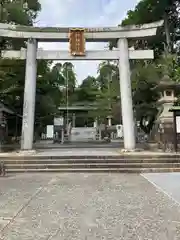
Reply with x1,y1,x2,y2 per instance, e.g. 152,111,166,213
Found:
0,174,52,218
0,173,180,239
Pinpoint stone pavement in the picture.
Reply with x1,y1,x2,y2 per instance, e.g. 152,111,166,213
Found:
0,147,177,157
0,148,121,156
0,173,180,239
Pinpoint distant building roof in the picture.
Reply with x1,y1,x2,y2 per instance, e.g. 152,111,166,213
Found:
58,103,109,111
58,106,98,111
0,101,21,117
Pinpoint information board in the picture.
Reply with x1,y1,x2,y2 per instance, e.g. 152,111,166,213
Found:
176,116,180,133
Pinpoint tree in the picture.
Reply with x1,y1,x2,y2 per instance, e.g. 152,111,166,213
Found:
35,61,64,131
95,61,120,123
130,53,180,133
62,62,76,93
0,1,53,137
156,53,180,82
131,61,160,133
76,76,99,102
0,0,41,50
110,0,180,56
74,61,121,125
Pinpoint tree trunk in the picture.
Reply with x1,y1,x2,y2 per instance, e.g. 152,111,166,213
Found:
164,12,171,53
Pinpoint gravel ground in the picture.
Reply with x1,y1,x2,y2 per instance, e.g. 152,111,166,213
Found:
0,173,180,240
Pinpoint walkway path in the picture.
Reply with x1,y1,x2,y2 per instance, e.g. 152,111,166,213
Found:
0,147,121,156
0,173,180,239
0,146,176,157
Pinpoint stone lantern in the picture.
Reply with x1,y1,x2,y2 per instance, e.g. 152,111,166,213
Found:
156,76,180,144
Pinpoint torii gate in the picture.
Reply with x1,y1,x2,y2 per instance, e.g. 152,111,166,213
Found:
0,21,163,151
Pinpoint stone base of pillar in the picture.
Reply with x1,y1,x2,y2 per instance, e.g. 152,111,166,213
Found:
120,148,143,153
18,150,36,156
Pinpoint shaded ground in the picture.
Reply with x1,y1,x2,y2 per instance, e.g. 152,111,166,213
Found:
143,173,180,204
0,173,180,239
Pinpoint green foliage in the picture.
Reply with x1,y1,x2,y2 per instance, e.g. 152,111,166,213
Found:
73,61,121,125
156,54,180,82
62,62,76,94
131,61,160,133
76,76,99,102
110,0,180,56
1,0,41,25
35,61,78,129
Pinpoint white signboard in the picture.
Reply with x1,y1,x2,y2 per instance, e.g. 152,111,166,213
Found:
116,124,123,138
176,116,180,133
54,117,64,126
46,125,54,138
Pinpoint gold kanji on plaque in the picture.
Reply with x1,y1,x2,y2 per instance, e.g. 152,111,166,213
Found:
69,28,85,56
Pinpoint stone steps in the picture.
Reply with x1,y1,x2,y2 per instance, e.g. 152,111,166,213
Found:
1,158,180,164
5,162,180,169
1,153,180,173
6,167,180,173
0,154,180,160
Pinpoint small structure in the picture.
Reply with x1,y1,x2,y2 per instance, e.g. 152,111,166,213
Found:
58,104,105,128
0,102,21,144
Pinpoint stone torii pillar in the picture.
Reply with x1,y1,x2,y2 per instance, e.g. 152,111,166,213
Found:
118,38,135,150
21,38,37,150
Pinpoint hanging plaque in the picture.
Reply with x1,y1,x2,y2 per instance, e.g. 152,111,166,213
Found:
69,28,85,56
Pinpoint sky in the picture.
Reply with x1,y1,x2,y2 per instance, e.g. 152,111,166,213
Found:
37,0,139,83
